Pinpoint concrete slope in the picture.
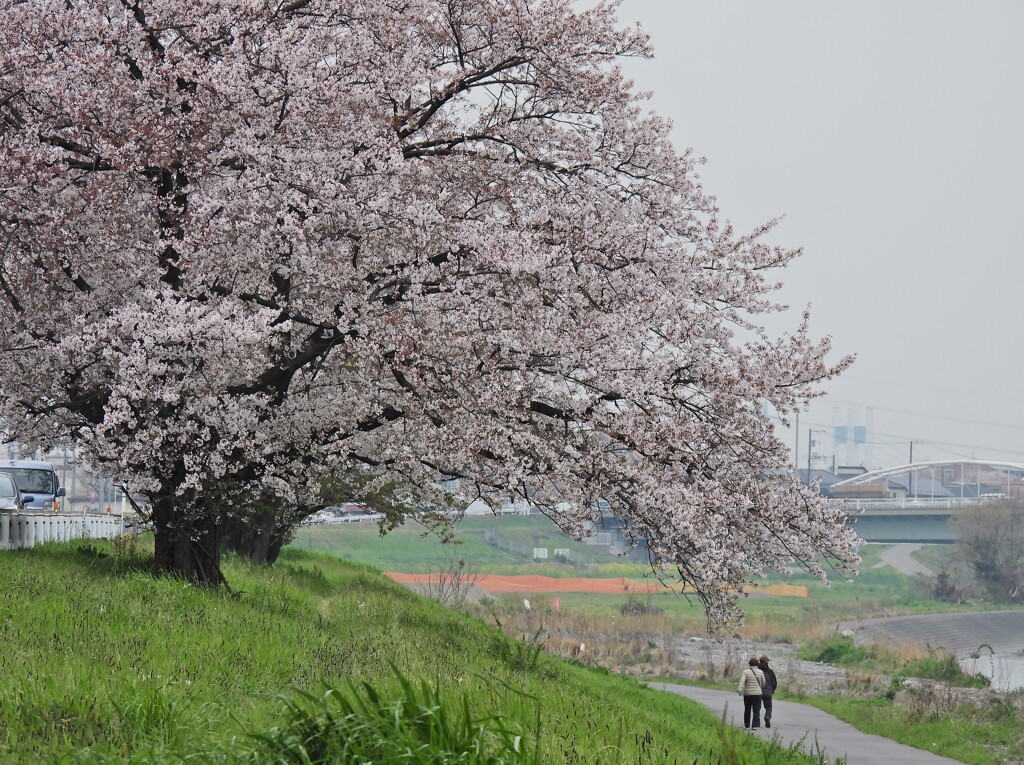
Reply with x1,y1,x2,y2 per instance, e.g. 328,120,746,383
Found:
650,683,966,765
838,610,1024,655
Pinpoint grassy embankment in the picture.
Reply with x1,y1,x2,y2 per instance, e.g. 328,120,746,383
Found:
0,537,846,764
305,517,1024,764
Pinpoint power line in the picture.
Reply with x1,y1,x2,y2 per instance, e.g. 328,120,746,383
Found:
865,428,1024,460
766,412,1024,461
823,398,1024,433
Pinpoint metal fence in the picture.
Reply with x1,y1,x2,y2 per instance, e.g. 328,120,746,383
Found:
482,528,600,568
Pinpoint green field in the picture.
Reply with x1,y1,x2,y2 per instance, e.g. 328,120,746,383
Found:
0,538,844,764
296,515,985,639
296,514,628,575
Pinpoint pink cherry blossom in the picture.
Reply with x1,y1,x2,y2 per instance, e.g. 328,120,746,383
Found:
0,0,858,628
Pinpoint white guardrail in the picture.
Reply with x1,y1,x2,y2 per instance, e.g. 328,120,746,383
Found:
0,512,124,550
842,498,978,512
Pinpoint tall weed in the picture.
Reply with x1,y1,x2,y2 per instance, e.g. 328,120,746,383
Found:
242,669,539,764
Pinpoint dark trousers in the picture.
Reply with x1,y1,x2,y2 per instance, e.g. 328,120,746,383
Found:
742,694,762,728
762,695,773,725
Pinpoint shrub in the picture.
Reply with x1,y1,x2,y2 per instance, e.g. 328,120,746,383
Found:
619,592,663,617
799,635,870,666
901,655,989,688
245,669,539,764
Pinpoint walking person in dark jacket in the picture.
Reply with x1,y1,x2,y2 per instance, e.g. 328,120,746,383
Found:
737,657,765,729
758,655,778,727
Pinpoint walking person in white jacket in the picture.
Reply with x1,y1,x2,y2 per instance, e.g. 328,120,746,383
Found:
737,657,766,729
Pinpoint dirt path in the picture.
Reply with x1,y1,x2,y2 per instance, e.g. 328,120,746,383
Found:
651,683,967,764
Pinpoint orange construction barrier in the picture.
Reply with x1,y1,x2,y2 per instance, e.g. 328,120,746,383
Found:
385,572,808,598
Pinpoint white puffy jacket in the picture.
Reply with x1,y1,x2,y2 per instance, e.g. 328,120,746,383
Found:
738,666,765,695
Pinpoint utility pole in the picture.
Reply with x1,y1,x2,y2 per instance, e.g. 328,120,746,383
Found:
807,428,812,480
908,441,914,499
794,412,800,472
807,429,828,482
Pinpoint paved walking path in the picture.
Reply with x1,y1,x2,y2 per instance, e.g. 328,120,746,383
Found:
873,543,933,576
650,683,966,765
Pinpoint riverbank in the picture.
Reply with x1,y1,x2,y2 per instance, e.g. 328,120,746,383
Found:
838,610,1024,691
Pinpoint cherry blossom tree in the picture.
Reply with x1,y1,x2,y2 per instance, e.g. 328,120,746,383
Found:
0,0,858,626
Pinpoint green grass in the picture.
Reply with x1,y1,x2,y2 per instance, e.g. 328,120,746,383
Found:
296,514,628,575
0,538,840,764
299,521,998,641
804,693,1023,765
900,656,990,688
295,519,517,570
240,671,540,764
797,635,989,688
281,523,1024,764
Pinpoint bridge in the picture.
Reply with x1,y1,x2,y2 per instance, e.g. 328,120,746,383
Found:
834,460,1024,543
843,499,968,543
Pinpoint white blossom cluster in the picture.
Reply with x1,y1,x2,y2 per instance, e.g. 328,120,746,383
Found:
0,0,859,625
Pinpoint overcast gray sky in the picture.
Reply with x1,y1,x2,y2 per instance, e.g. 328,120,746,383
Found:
616,0,1024,469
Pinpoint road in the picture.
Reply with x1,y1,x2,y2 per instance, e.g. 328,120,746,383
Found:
872,543,933,576
650,683,967,765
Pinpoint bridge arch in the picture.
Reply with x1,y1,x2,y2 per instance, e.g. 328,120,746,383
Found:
833,460,1024,491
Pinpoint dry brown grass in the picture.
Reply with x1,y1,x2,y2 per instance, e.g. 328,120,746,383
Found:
478,600,832,645
733,617,833,644
466,595,853,688
883,640,934,664
844,669,883,693
894,682,962,723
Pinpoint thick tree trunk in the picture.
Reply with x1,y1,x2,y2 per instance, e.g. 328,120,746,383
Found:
219,510,288,565
151,492,224,585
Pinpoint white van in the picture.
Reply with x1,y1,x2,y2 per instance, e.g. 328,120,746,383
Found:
0,459,65,512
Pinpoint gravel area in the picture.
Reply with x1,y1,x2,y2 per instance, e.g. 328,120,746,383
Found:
664,634,1022,703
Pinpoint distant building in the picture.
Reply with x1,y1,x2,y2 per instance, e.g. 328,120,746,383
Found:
794,468,844,496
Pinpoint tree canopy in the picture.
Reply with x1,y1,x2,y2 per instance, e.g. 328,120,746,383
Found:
953,499,1024,602
0,0,858,627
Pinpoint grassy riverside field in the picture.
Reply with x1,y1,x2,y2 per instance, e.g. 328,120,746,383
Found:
0,538,845,764
298,515,978,633
304,516,1024,765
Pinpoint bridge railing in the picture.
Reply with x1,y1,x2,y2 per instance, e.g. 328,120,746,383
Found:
843,498,977,512
0,512,124,550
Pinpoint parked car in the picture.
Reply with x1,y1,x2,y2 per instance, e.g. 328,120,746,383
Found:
0,471,28,512
0,460,65,512
339,511,385,523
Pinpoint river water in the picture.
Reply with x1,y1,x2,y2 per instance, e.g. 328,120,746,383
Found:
840,610,1024,693
960,651,1024,691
